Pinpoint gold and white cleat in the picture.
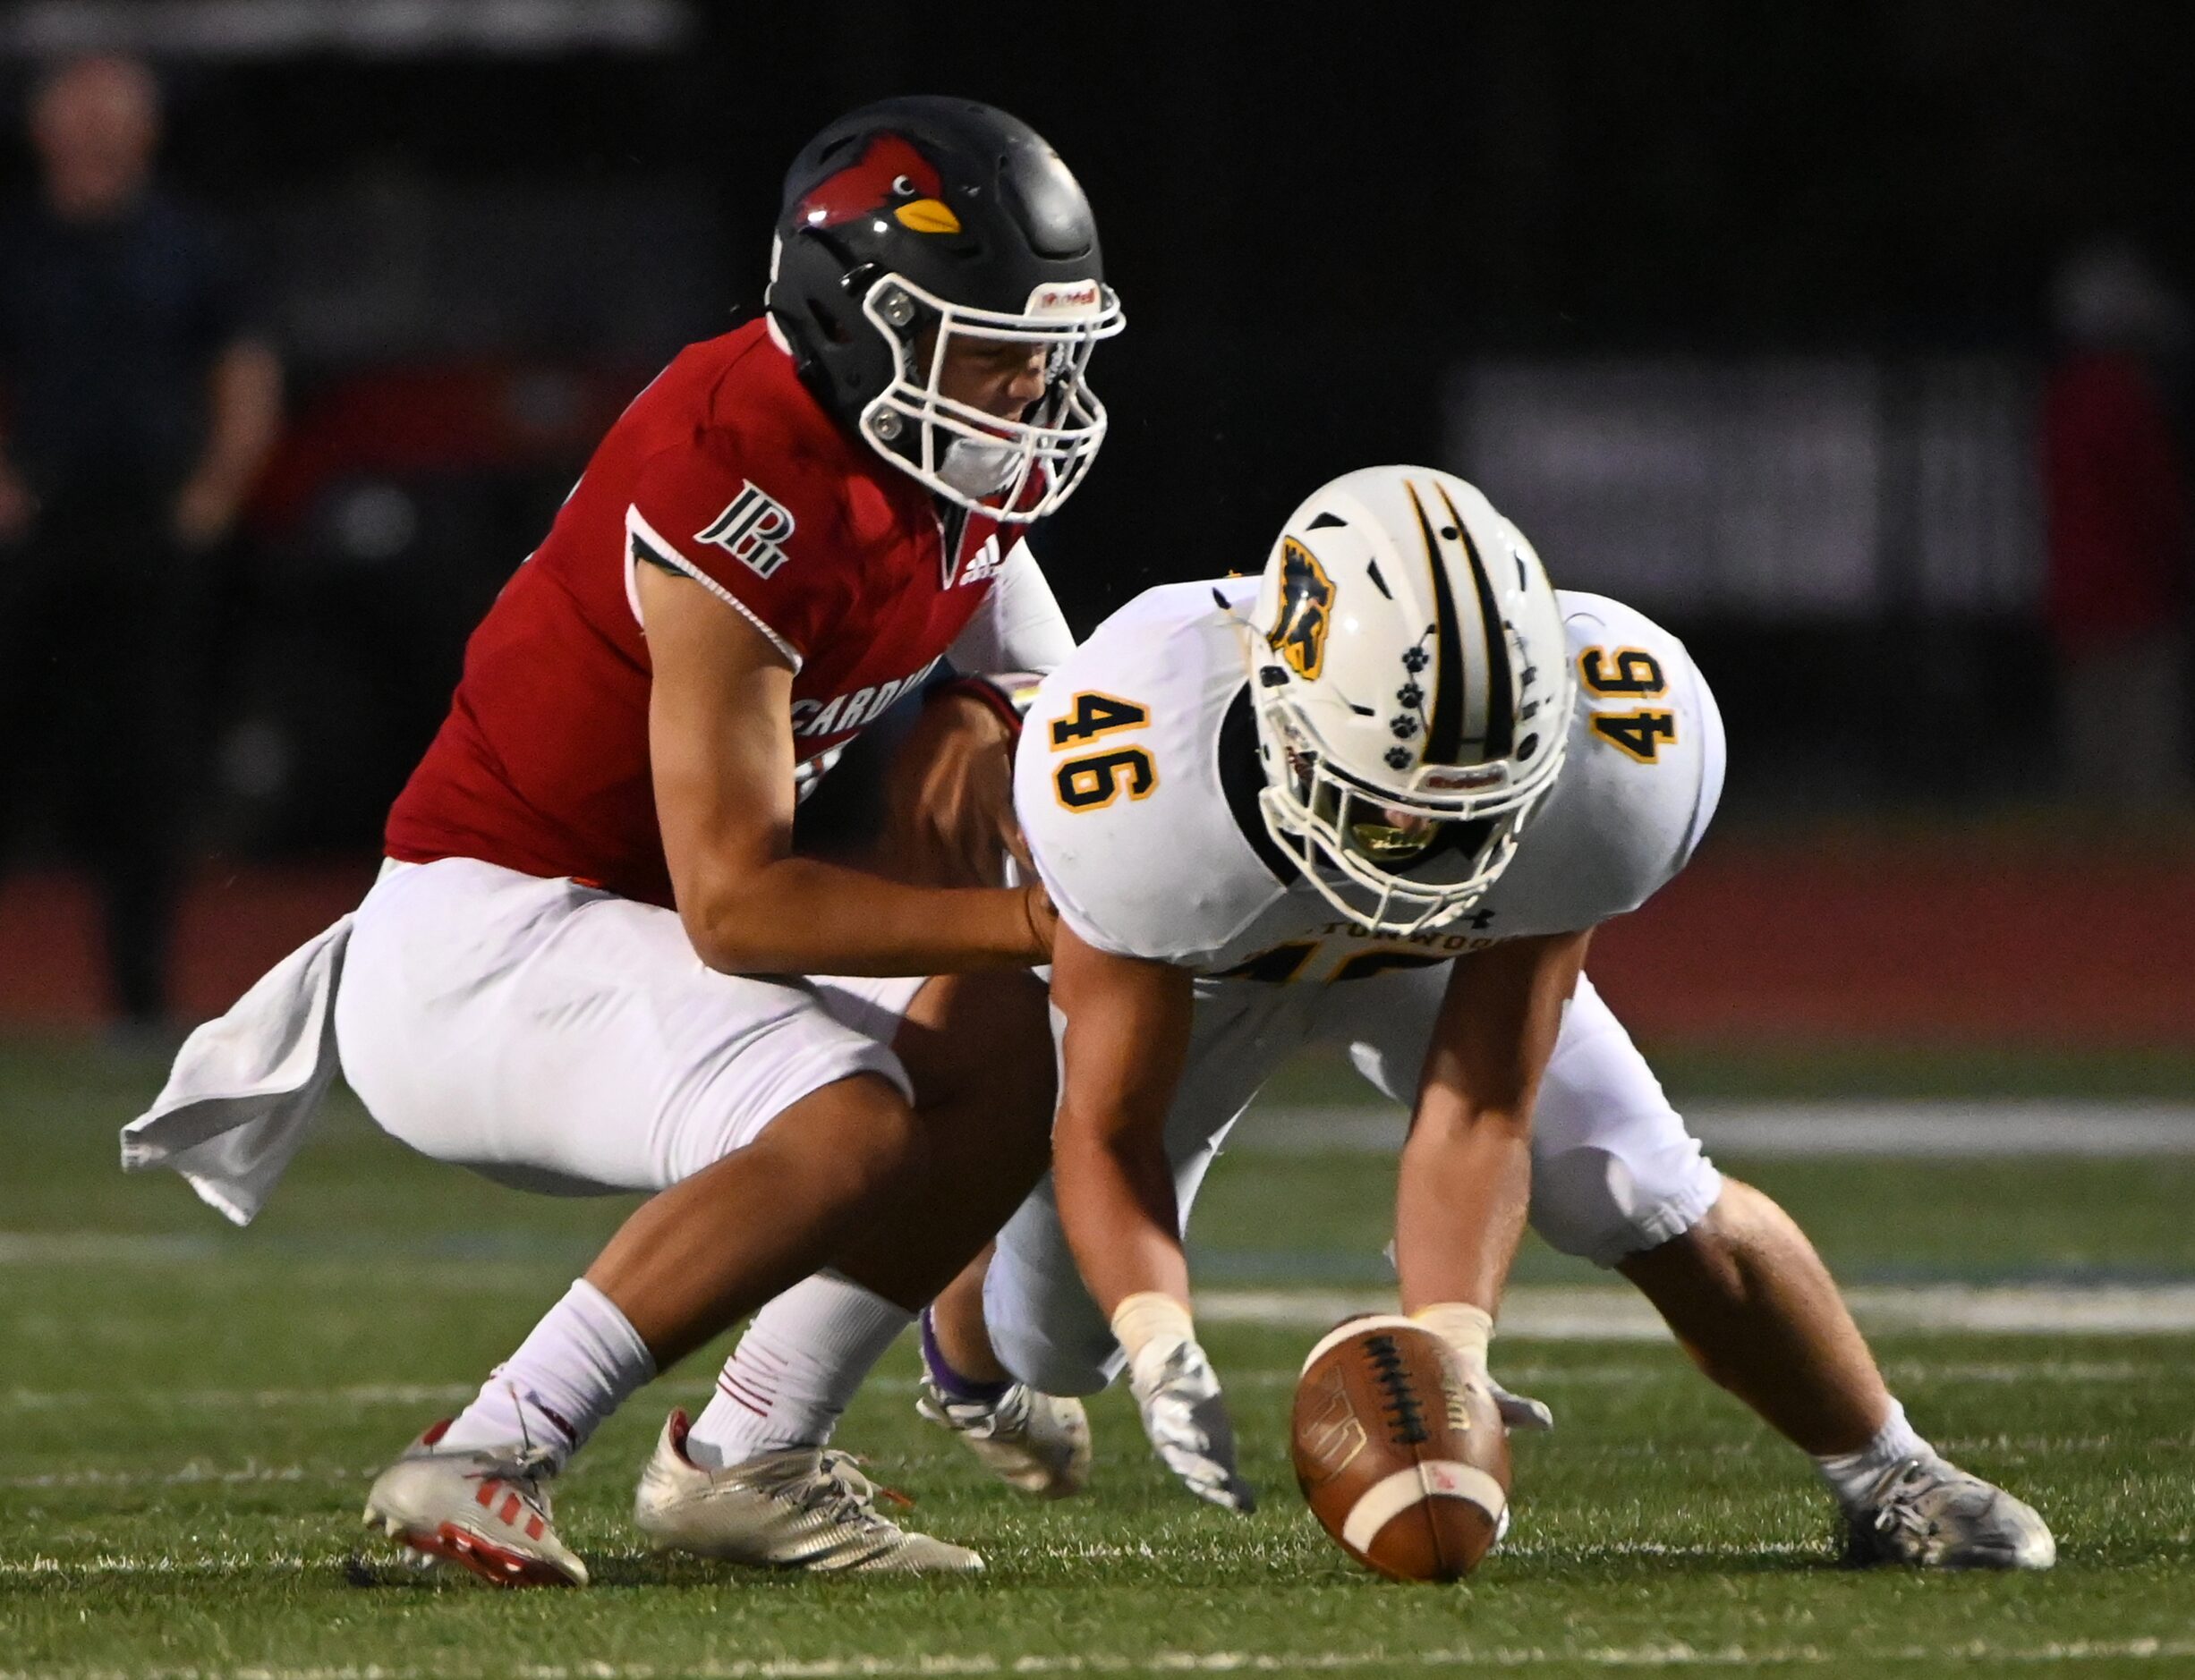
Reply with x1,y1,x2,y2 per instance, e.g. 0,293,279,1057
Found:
362,1419,587,1588
632,1410,983,1574
917,1379,1092,1499
1845,1454,2056,1570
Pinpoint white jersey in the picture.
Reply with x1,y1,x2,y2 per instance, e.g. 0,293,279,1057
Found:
1014,579,1723,984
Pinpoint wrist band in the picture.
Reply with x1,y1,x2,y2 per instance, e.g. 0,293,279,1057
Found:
1110,1291,1195,1362
1411,1301,1494,1364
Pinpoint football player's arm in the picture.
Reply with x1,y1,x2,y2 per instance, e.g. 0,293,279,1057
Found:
944,538,1076,675
1048,921,1197,1315
1049,921,1255,1512
900,541,1072,886
1394,929,1589,1420
640,562,1052,975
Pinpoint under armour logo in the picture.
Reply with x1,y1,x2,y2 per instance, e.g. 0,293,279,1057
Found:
695,482,795,579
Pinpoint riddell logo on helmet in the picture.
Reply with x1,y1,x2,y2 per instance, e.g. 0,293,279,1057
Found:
1417,767,1503,792
1026,280,1104,317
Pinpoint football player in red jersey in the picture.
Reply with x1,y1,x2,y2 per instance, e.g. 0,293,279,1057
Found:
123,98,1122,1583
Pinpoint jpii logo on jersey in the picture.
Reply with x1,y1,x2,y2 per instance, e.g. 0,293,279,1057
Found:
790,658,941,740
1267,538,1335,680
695,483,796,580
794,134,962,235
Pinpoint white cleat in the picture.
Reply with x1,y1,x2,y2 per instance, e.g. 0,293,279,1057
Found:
362,1419,588,1588
632,1411,983,1574
917,1379,1092,1499
1845,1454,2057,1570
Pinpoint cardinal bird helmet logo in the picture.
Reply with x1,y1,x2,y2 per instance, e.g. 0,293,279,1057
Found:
1267,538,1337,681
795,134,963,235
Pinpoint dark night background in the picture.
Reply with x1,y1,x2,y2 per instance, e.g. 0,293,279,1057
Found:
2,0,2191,850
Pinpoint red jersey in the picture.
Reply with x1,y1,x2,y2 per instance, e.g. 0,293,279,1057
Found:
386,320,1019,907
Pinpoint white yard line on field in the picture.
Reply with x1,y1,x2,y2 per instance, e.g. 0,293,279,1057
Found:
2,1382,478,1412
1,1463,373,1490
1,1357,2167,1421
1241,1101,2195,1158
5,1638,2195,1676
1200,1282,2195,1338
0,1231,223,1264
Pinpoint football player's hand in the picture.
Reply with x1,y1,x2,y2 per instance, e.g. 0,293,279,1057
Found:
1126,1333,1257,1513
1412,1301,1552,1432
881,688,1019,887
1489,1375,1554,1432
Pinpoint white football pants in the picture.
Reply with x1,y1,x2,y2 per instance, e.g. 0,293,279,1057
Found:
984,966,1723,1396
333,858,923,1195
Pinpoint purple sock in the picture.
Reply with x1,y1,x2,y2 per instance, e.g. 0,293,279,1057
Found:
920,1305,1011,1403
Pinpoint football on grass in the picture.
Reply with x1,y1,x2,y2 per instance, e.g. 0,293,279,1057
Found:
1290,1315,1510,1582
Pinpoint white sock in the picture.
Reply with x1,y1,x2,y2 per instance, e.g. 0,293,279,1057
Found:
438,1279,656,1469
685,1272,912,1468
1812,1399,1933,1508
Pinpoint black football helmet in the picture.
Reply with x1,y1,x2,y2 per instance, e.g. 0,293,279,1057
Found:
766,96,1123,521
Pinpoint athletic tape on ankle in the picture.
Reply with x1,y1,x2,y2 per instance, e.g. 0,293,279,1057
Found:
1110,1292,1195,1363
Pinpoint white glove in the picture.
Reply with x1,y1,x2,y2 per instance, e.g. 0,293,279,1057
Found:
1113,1293,1256,1513
1488,1376,1555,1432
1413,1302,1555,1433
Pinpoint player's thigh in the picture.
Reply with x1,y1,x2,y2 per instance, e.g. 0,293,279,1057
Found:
1336,963,1454,1104
984,1175,1118,1395
1339,963,1723,1265
817,967,1052,1121
335,859,911,1195
1527,974,1722,1265
1165,980,1313,1184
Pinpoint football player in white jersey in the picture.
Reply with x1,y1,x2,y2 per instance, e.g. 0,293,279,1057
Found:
724,465,2051,1565
874,464,2046,1566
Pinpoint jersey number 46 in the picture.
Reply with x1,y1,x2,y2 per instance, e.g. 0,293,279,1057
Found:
1049,692,1158,810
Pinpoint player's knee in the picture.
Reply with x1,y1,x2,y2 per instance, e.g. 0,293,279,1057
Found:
1528,1141,1723,1268
982,1253,1117,1396
895,969,1053,1123
990,1316,1118,1397
750,1071,930,1210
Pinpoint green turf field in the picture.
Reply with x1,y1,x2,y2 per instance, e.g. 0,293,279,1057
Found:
4,1037,2193,1677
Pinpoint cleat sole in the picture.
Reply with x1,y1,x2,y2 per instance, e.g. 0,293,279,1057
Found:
399,1520,583,1589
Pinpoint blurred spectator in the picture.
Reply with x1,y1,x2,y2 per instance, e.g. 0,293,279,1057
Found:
2041,239,2192,809
0,56,282,1028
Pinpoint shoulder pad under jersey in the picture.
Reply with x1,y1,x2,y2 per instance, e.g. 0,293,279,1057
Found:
1014,580,1287,963
1472,592,1725,936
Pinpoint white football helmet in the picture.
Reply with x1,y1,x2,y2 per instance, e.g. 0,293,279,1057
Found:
1246,466,1574,935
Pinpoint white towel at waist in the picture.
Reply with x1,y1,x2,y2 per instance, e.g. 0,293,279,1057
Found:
118,914,353,1226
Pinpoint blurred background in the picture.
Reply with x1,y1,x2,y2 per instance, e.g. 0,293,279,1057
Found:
0,0,2190,1048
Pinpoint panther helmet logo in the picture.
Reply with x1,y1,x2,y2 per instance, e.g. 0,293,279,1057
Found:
1266,538,1336,681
